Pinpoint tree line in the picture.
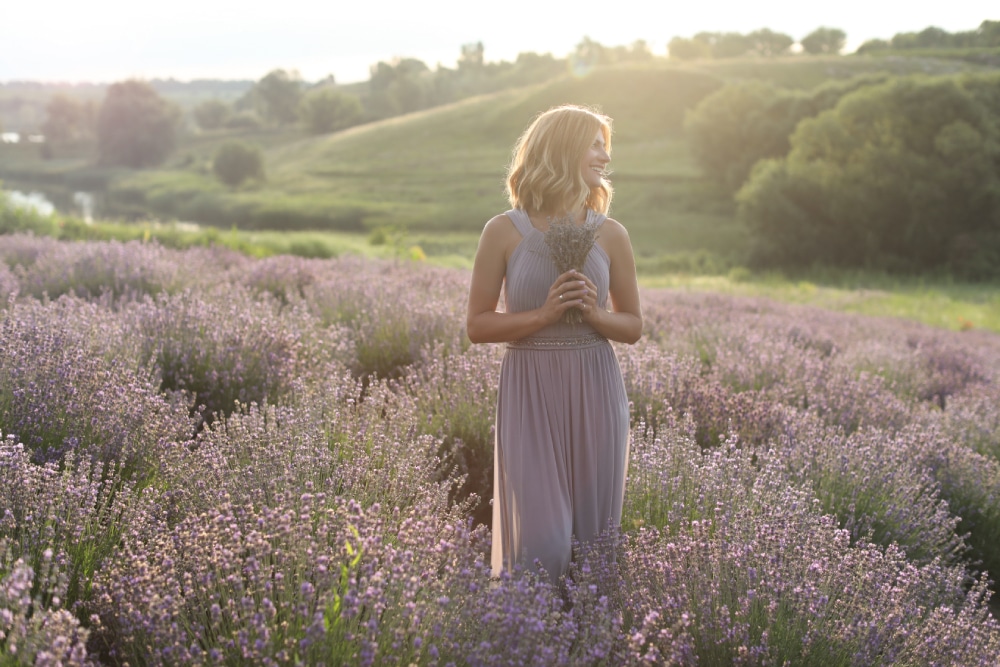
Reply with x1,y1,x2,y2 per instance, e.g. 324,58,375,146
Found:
668,20,1000,60
856,20,1000,53
668,27,844,60
685,70,1000,279
32,21,999,175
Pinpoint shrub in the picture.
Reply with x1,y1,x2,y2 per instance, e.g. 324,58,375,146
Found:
0,191,59,237
192,99,231,130
212,140,265,188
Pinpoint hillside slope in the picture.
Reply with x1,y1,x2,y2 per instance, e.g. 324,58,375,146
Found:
107,54,1000,262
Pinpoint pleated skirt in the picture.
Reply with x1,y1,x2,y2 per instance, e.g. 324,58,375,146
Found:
491,336,630,580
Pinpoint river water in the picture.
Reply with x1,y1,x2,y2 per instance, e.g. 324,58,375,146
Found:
3,187,97,223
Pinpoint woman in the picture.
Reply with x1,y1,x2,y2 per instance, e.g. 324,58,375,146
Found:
466,104,642,581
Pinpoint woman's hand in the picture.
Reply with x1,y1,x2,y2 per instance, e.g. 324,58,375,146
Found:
574,271,601,323
544,270,589,325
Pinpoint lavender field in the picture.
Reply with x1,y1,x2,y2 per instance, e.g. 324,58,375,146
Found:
2,234,1000,666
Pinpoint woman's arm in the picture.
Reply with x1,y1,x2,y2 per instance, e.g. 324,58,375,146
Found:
579,218,643,344
466,214,589,344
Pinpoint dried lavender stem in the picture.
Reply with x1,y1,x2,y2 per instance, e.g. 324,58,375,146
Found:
543,213,599,324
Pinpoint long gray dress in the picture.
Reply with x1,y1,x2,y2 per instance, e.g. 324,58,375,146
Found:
491,208,630,581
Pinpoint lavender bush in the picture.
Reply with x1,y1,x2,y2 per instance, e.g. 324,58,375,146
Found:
124,284,304,424
0,297,193,467
11,239,184,300
302,256,467,380
1,235,999,665
394,343,502,527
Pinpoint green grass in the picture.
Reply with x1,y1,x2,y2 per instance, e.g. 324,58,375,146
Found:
643,269,1000,333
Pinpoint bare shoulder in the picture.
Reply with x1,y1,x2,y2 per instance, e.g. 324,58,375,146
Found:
598,217,634,250
475,212,522,264
480,212,519,241
601,217,629,237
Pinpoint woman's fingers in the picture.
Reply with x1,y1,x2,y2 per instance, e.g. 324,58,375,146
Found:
547,270,596,322
555,278,588,304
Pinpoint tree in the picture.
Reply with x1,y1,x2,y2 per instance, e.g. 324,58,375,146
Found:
694,32,752,58
684,81,807,191
96,80,179,168
747,28,794,56
914,26,952,48
42,93,93,144
458,42,485,70
505,52,566,87
736,75,1000,276
367,58,432,118
213,141,264,187
570,36,606,75
600,39,654,64
855,39,890,54
669,37,711,60
254,69,303,126
978,20,1000,47
626,40,654,62
193,99,231,130
299,88,363,134
685,74,889,191
801,27,847,55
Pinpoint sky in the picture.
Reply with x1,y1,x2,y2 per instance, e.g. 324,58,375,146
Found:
1,1,996,84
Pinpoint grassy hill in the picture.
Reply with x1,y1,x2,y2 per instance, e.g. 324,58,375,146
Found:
6,53,999,271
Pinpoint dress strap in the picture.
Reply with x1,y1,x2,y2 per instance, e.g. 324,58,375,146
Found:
586,208,607,229
505,208,536,237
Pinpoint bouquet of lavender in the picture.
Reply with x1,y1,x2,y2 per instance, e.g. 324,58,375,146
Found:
543,213,599,324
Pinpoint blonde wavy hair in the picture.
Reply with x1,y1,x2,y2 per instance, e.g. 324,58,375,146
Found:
505,104,613,216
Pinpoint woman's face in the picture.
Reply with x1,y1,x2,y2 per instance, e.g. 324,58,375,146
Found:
580,128,610,189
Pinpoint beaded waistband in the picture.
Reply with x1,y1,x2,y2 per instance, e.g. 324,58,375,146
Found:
506,332,608,350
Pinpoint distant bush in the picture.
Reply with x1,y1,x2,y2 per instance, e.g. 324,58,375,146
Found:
224,110,262,130
299,88,363,134
192,99,231,130
212,140,265,188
